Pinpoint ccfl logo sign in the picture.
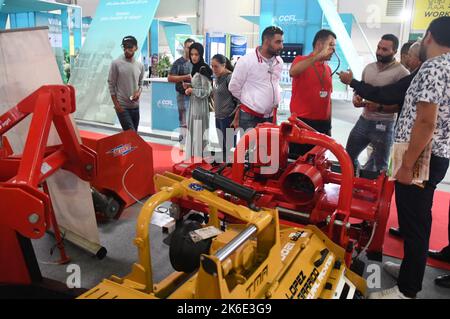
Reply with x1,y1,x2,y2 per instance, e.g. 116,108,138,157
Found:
278,15,297,22
157,99,175,109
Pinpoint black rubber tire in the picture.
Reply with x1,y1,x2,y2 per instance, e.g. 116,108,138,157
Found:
169,220,212,273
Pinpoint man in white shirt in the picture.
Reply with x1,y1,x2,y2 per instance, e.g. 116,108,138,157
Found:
229,26,284,131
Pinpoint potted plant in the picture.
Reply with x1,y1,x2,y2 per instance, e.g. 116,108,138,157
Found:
156,55,171,78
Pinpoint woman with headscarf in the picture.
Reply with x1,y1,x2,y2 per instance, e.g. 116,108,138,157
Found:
184,43,213,160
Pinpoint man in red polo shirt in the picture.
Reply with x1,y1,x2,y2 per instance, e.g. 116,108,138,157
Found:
289,29,337,157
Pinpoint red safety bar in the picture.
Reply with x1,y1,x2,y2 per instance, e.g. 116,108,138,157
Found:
0,85,97,285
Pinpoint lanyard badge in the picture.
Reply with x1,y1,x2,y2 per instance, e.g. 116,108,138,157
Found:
313,64,329,99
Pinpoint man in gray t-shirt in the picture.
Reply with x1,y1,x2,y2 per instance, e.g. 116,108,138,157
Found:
108,35,145,131
346,34,409,173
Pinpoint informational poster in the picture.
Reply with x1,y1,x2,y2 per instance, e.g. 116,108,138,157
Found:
35,12,63,48
412,0,450,30
174,34,204,60
206,32,226,63
230,35,247,60
70,0,160,124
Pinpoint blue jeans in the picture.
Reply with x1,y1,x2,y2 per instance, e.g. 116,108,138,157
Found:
216,115,236,162
116,108,140,131
345,116,394,172
238,110,273,132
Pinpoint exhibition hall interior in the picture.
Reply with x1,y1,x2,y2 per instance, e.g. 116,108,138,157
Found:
0,0,449,300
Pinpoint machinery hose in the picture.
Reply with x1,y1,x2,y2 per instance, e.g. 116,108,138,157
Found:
122,164,145,206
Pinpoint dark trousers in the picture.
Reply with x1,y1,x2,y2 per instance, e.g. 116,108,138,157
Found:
238,110,273,132
396,155,449,297
216,115,236,162
116,108,140,131
289,117,331,158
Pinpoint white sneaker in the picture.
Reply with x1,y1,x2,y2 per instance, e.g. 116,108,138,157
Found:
383,261,401,279
368,286,412,299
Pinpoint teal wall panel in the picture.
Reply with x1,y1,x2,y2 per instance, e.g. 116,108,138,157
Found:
160,21,192,57
70,0,160,124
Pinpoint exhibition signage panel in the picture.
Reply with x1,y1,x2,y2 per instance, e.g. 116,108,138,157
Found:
412,0,450,31
151,80,179,132
206,32,227,64
70,0,160,124
260,0,323,54
161,21,193,59
230,35,247,59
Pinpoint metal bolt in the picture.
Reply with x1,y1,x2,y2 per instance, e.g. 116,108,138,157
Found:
28,213,39,224
85,164,93,171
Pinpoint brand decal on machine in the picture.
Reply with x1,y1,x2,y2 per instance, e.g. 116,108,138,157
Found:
107,143,137,157
281,242,295,261
246,265,268,297
0,117,11,130
188,183,204,192
288,231,305,242
285,255,334,299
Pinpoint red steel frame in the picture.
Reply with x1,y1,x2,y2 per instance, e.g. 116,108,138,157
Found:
0,85,97,285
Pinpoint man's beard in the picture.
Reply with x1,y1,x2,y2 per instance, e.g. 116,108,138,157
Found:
376,54,394,63
268,47,281,57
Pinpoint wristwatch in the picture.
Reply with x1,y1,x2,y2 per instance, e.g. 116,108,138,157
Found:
377,104,384,112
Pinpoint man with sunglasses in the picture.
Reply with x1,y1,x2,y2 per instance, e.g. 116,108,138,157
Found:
108,35,145,131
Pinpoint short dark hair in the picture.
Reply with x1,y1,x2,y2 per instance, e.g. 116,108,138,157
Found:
400,41,414,55
184,38,195,46
427,16,450,47
381,34,399,51
262,26,284,43
312,29,336,48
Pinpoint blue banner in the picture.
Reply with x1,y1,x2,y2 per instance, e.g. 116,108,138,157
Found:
70,0,160,124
